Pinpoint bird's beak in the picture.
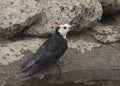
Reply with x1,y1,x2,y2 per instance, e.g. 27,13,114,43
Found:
69,23,79,30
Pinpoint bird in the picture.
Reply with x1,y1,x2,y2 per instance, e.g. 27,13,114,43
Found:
21,23,78,77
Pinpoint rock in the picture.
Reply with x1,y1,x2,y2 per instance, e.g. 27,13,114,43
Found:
24,0,103,37
99,0,120,14
99,13,120,27
0,0,41,38
0,38,45,65
112,13,120,24
88,23,120,43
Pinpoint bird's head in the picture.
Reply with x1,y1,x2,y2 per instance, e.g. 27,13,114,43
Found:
55,23,78,39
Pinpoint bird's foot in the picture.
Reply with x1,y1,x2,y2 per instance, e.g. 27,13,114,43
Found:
57,60,64,65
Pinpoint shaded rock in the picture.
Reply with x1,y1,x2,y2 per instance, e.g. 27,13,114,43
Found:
88,23,120,43
99,0,120,14
111,13,120,24
100,13,120,25
0,0,41,38
24,0,103,37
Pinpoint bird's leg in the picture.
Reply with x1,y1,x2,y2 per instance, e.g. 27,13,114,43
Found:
52,60,62,75
57,59,64,64
56,62,61,75
52,60,62,84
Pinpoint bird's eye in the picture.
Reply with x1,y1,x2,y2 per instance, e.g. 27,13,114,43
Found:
64,27,67,29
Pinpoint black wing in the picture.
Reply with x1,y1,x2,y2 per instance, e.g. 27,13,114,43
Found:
21,34,68,76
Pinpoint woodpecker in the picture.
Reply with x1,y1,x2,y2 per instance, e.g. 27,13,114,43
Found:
21,23,78,76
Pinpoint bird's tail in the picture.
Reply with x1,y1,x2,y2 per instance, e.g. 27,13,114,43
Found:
21,64,40,77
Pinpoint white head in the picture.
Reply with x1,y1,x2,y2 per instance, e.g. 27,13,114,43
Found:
55,24,73,39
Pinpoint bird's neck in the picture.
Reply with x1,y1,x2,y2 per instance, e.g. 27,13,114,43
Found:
61,34,67,39
55,33,67,39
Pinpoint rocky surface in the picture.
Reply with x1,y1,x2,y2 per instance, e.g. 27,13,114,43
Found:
99,0,120,14
111,13,120,24
0,38,45,65
0,0,40,38
88,23,120,43
24,0,103,36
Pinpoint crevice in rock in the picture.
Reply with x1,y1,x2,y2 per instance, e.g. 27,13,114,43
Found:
100,13,115,24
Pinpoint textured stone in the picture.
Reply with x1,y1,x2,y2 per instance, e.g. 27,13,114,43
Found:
24,0,103,36
0,0,41,38
0,38,45,65
99,0,120,14
88,23,120,43
112,14,120,24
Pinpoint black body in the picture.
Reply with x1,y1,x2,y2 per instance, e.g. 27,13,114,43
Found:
21,34,68,76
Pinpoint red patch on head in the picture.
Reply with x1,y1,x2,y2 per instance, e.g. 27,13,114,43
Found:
57,23,64,26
